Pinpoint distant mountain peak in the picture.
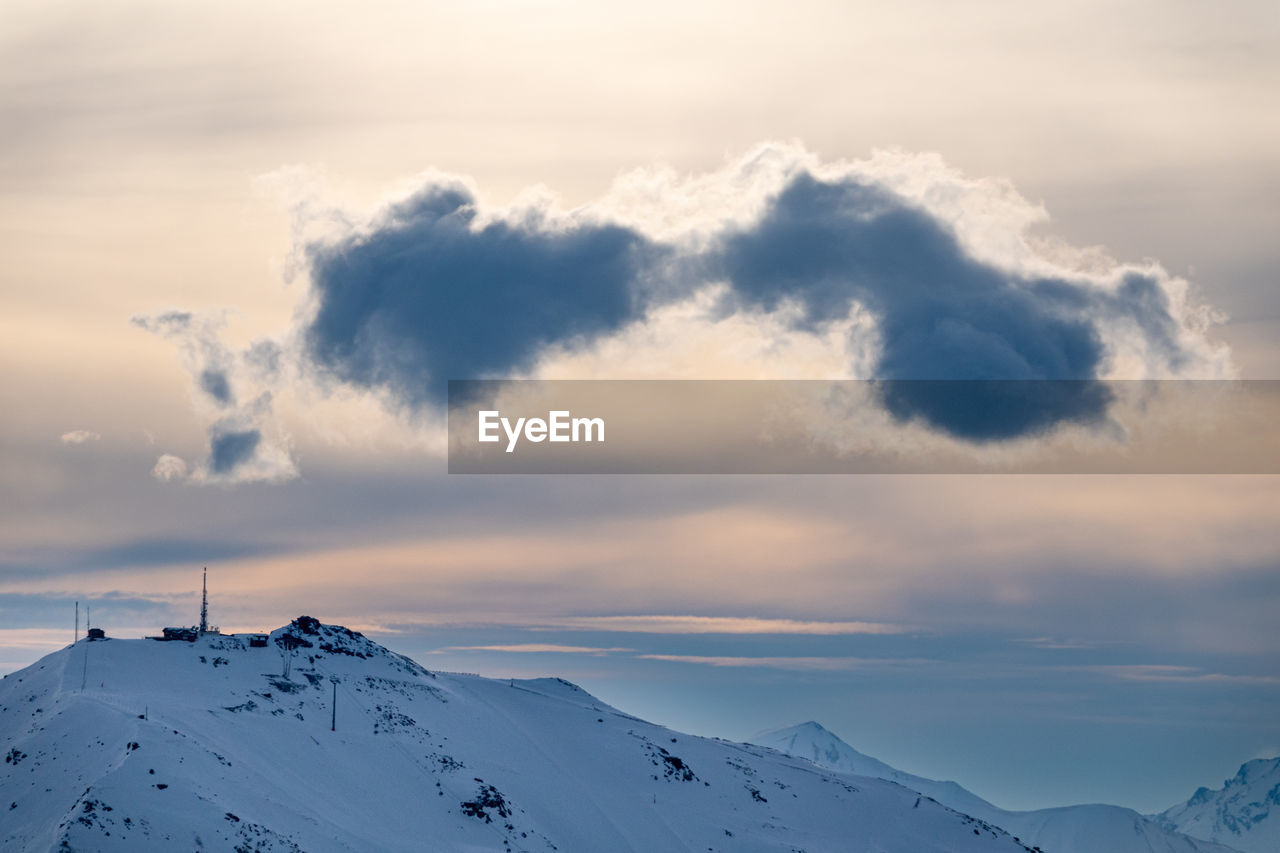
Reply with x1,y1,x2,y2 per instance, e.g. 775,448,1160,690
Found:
1155,756,1280,853
1235,756,1280,782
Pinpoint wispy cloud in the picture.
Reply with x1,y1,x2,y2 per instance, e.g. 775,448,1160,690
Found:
0,628,78,650
1065,664,1280,686
1016,636,1109,650
151,454,188,482
0,627,156,667
438,644,634,655
531,615,905,635
636,654,934,671
131,311,295,485
59,430,100,444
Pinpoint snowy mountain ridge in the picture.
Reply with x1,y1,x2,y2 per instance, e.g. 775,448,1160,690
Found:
1153,756,1280,853
1,618,1036,852
751,721,1244,853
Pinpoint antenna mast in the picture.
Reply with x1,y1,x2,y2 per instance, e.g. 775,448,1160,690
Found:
199,567,209,635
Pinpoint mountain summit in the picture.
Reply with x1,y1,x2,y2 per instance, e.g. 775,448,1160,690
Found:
751,721,1243,853
2,618,1033,852
1153,756,1280,853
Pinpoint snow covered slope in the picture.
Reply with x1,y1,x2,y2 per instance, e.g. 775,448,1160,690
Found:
1152,757,1280,853
2,619,1035,853
752,721,1243,853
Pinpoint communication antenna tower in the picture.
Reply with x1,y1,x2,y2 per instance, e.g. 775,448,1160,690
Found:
199,567,209,635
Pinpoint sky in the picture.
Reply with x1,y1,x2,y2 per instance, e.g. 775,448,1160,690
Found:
2,0,1279,814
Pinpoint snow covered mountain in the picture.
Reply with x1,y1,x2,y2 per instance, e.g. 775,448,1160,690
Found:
1152,757,1280,853
2,618,1036,852
752,721,1243,853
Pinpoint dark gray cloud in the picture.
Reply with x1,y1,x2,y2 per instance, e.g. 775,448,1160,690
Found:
305,185,659,407
293,158,1218,441
870,380,1112,442
716,176,1105,377
209,427,262,475
712,174,1117,438
199,368,233,405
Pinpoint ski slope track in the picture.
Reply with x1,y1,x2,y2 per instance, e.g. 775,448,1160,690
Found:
2,618,1035,852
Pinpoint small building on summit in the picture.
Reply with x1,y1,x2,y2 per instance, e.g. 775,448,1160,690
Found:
86,627,105,640
148,569,275,645
151,568,221,642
